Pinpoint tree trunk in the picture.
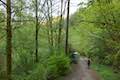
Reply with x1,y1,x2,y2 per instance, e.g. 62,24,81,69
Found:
47,0,53,52
35,0,39,62
65,0,70,54
6,0,12,80
58,0,63,47
50,0,53,47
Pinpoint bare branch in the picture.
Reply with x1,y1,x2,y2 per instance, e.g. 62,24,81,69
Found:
0,0,6,6
11,6,29,14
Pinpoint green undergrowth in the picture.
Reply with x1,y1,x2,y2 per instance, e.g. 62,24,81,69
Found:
92,64,120,80
12,53,71,80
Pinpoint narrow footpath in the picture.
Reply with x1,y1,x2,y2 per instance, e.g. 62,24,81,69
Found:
63,57,101,80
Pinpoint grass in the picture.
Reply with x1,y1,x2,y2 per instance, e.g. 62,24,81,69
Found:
92,63,120,80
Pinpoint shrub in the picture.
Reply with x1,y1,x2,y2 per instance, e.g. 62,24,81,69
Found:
25,64,47,80
46,53,71,80
12,52,71,80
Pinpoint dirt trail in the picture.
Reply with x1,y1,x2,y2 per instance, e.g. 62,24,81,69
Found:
63,57,101,80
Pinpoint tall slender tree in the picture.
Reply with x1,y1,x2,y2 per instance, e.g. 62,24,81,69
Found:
6,0,12,80
49,0,53,47
35,0,39,62
47,0,54,51
58,0,63,47
65,0,70,54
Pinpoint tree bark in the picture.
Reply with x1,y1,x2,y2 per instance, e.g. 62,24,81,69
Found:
6,0,12,80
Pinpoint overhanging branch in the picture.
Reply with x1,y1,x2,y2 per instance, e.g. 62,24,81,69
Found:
0,0,6,6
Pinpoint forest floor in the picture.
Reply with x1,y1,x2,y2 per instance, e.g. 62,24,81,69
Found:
63,57,101,80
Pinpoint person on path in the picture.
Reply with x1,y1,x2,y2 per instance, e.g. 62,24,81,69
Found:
88,58,91,69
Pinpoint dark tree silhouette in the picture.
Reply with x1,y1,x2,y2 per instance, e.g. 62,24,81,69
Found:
35,0,39,62
6,0,12,80
65,0,70,54
58,0,63,46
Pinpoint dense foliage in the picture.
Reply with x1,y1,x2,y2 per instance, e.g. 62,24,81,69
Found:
69,0,120,69
0,0,120,80
92,63,120,80
0,20,71,80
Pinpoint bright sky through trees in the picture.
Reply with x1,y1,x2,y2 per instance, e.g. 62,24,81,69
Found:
70,0,88,15
0,0,88,17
